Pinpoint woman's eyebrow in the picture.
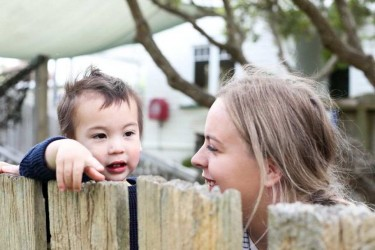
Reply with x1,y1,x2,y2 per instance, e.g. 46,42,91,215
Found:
205,135,222,144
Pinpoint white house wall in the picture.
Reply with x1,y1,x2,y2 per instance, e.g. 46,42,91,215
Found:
140,18,216,163
17,17,372,165
138,17,284,164
349,25,375,97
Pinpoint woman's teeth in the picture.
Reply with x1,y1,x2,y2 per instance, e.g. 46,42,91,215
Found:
206,179,216,187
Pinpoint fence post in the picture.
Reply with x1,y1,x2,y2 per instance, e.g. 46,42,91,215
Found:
137,176,166,250
0,174,46,249
48,181,129,250
137,175,243,250
268,202,375,249
34,56,49,144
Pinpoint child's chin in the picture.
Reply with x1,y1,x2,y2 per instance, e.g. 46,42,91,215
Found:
105,172,128,182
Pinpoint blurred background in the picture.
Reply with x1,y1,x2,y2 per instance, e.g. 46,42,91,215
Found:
0,0,374,203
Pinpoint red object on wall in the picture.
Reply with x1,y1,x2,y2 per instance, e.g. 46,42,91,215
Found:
148,98,169,121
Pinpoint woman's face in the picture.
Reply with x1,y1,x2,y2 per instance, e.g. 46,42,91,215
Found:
191,98,261,219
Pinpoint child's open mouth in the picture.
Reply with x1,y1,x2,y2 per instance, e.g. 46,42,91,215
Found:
106,161,127,174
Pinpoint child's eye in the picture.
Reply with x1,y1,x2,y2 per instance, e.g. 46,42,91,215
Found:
93,133,106,139
124,131,135,137
207,144,217,152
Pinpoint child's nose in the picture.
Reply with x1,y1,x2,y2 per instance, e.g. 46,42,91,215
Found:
108,138,125,154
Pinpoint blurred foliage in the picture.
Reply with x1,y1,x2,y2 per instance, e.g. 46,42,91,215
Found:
181,155,193,167
266,0,374,39
160,0,374,56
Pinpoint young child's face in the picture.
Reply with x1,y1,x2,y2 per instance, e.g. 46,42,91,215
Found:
73,92,141,181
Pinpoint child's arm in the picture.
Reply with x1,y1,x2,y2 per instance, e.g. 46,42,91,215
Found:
20,136,67,181
0,162,19,175
45,139,105,191
20,136,105,191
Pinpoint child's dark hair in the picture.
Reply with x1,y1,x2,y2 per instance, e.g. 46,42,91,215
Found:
57,66,143,138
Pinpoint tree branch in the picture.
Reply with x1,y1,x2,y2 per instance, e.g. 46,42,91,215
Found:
188,0,224,17
152,0,248,65
265,0,294,72
151,0,226,49
0,55,48,97
223,0,241,47
334,0,363,52
221,0,248,64
291,0,375,86
311,55,338,81
126,0,215,107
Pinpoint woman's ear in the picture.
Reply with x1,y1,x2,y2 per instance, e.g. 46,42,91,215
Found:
265,159,282,188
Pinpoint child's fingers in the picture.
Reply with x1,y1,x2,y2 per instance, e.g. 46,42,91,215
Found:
85,167,105,182
72,162,84,191
0,163,19,175
88,157,105,172
55,161,66,191
84,157,105,182
0,161,12,169
63,162,74,191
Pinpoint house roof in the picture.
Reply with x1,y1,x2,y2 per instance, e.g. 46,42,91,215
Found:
0,1,191,60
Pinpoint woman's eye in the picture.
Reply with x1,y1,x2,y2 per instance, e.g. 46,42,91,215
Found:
207,144,217,152
93,133,106,139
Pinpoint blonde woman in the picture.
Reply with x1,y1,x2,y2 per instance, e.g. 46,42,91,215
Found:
192,67,353,250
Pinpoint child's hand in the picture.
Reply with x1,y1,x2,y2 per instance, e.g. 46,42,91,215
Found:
46,139,105,191
0,162,20,175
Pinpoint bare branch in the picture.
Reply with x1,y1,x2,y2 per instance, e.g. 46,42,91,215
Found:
223,0,241,46
151,0,227,50
0,55,48,96
152,0,248,64
126,0,215,107
188,0,224,17
334,0,363,52
311,55,338,81
221,0,249,64
269,22,293,72
265,0,294,72
291,0,375,86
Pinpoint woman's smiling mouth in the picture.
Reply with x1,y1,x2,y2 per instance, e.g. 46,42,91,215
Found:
203,176,217,190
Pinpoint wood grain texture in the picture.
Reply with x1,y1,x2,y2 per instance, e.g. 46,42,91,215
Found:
48,181,129,250
137,175,166,250
268,202,375,250
137,175,242,250
0,174,46,250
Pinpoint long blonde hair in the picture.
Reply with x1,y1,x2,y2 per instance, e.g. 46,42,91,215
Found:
217,67,349,223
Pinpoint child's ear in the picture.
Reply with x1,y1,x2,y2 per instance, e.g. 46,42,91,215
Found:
265,159,282,188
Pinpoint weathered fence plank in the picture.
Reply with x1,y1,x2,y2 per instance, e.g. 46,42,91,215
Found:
137,176,166,250
268,202,375,250
48,181,129,250
3,175,374,249
137,176,242,250
0,174,46,250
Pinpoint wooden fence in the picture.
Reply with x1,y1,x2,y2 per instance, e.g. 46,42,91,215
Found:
1,174,374,250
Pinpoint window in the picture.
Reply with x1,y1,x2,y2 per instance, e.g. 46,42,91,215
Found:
329,66,349,99
194,45,235,94
194,46,210,90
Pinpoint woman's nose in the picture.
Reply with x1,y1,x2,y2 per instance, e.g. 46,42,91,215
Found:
191,146,206,169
